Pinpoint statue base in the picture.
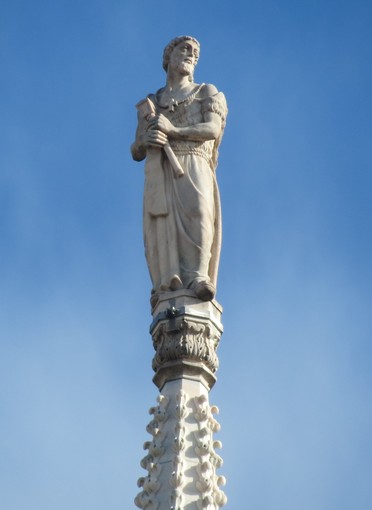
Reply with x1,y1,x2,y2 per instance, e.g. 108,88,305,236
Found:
134,291,227,510
150,290,223,391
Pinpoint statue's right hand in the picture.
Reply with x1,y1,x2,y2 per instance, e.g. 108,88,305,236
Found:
141,129,168,148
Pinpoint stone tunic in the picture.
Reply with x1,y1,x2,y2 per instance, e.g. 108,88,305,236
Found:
141,85,227,298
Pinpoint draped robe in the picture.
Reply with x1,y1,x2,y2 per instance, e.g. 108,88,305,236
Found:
138,85,227,298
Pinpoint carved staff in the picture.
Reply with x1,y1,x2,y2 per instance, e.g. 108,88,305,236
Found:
136,97,184,177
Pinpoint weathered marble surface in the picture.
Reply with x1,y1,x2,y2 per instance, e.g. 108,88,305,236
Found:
135,381,227,510
135,292,226,510
150,290,223,390
132,37,228,510
131,36,227,307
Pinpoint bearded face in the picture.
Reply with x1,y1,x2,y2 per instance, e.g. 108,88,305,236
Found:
168,40,199,77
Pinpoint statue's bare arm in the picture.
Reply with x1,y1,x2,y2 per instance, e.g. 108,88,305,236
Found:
147,84,222,143
131,84,222,160
147,85,221,142
148,112,221,142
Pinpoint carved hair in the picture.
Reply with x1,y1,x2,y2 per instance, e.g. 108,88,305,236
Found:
162,35,200,73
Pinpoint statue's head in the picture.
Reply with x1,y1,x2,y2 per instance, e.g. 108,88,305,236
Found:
163,36,200,81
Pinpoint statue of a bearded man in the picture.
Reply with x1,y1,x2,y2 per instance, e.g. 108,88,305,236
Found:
131,36,227,308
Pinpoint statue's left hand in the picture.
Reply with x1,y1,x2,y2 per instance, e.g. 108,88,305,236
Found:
147,114,177,137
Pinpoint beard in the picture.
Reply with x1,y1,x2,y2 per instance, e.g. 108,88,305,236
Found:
176,61,194,76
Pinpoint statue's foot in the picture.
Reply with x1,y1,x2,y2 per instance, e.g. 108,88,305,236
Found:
158,275,183,293
151,276,183,309
169,275,183,291
191,279,216,301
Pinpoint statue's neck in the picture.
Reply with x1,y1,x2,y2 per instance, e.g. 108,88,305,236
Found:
166,65,194,91
155,69,198,110
166,75,190,91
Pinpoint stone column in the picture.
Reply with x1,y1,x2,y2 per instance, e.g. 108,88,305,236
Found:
134,290,227,510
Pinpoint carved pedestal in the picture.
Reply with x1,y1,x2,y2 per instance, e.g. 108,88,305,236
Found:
135,291,227,510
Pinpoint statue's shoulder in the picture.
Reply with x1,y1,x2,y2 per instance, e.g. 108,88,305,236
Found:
198,83,220,98
198,84,228,121
147,91,158,103
199,83,227,106
148,89,166,111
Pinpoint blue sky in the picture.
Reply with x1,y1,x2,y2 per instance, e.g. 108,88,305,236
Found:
1,1,372,509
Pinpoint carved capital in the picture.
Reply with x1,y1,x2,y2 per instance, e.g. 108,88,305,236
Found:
153,317,220,370
150,292,223,391
151,315,221,390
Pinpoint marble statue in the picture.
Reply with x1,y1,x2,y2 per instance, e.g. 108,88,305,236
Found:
131,36,227,307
